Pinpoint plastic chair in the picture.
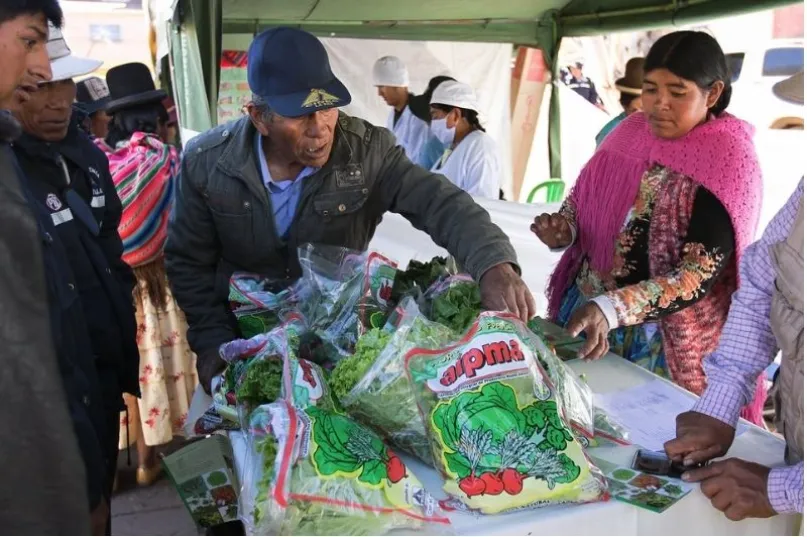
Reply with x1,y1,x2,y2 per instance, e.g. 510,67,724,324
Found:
526,180,565,203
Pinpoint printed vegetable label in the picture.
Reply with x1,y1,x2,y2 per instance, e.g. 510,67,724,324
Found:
247,402,449,535
406,313,607,515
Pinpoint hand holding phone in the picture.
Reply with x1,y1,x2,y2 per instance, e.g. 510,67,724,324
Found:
632,449,705,478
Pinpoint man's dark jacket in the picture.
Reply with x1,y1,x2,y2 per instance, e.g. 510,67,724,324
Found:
0,110,98,527
13,122,140,408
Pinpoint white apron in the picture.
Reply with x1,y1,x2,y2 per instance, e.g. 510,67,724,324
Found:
386,106,430,164
430,130,500,199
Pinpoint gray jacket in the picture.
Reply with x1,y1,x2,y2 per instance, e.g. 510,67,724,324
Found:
165,113,518,356
0,112,92,534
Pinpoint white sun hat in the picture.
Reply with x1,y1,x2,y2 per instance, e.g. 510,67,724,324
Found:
773,72,804,105
430,80,480,113
372,56,410,87
46,22,103,83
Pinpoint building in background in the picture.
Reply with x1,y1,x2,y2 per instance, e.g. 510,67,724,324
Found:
60,0,152,79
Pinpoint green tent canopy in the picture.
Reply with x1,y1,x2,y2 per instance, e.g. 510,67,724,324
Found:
168,0,798,178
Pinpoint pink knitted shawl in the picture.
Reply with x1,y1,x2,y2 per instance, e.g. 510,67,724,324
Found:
546,112,766,424
548,112,762,316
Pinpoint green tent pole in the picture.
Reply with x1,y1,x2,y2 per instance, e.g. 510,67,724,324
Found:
546,14,563,182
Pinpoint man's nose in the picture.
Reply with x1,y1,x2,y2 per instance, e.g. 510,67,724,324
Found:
306,111,331,137
377,87,384,97
29,47,53,84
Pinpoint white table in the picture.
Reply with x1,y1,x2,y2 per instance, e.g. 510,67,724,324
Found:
227,353,801,536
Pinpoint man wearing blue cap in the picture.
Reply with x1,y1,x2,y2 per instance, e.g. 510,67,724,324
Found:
166,28,535,392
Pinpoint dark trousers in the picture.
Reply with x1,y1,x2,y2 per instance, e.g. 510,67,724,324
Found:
102,408,120,535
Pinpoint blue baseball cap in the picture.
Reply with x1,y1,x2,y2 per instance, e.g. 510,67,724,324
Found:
247,27,351,118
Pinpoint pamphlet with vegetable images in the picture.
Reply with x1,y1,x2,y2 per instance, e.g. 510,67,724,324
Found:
592,457,694,513
162,435,240,528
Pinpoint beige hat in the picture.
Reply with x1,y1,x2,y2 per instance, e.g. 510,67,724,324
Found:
773,72,803,105
46,22,102,83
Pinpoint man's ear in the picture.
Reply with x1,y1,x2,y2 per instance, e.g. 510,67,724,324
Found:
246,104,270,136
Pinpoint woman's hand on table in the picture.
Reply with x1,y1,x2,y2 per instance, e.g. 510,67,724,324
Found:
566,302,610,360
664,410,735,466
531,213,573,249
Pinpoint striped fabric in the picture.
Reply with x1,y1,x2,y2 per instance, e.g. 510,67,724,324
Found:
96,132,178,268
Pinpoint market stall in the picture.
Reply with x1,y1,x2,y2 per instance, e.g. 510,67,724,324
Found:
223,353,798,536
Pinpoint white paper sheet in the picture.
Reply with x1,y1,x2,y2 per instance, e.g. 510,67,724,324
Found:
595,378,748,452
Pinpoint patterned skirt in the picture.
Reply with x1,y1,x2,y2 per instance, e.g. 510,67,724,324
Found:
556,283,669,379
119,282,198,449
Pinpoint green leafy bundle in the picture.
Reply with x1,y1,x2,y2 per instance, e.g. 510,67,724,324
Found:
336,299,457,464
330,329,392,402
427,277,482,334
390,256,452,303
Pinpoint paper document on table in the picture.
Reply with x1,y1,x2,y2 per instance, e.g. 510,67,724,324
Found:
595,379,748,451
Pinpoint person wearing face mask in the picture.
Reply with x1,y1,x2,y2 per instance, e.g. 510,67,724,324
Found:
408,74,455,170
428,80,500,199
166,28,536,395
532,31,768,426
372,55,430,164
12,23,140,533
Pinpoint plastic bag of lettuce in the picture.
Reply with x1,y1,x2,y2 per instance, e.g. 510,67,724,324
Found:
297,244,398,363
244,401,450,535
228,273,308,339
218,315,338,429
330,298,456,465
405,312,607,515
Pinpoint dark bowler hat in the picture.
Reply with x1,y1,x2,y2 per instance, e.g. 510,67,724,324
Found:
247,27,351,118
615,57,645,96
105,62,167,114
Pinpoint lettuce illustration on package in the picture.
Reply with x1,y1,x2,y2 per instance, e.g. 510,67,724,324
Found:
243,402,450,535
405,312,607,514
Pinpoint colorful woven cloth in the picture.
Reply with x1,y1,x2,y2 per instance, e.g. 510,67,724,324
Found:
96,133,178,268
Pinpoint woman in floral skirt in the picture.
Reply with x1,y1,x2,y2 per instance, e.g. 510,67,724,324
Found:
99,62,198,486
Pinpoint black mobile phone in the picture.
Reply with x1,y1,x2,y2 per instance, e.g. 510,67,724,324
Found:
631,449,702,478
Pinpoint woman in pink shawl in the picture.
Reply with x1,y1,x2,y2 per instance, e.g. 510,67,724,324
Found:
533,31,767,426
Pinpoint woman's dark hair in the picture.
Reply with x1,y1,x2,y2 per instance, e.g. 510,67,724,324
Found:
409,75,456,122
106,101,168,147
0,0,62,26
619,92,638,110
644,30,733,116
430,103,486,133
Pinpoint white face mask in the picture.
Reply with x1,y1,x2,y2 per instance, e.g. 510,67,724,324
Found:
430,117,456,147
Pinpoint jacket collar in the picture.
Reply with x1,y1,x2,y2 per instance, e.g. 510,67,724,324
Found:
216,114,354,205
14,122,99,186
0,111,21,143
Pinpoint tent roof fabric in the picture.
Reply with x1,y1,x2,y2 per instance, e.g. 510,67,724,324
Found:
220,0,798,44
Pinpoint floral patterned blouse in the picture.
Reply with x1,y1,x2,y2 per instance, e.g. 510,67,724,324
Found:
563,164,735,327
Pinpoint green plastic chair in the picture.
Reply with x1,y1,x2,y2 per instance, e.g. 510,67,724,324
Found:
526,179,565,203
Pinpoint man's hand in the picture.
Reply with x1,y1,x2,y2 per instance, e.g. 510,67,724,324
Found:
664,411,736,466
90,498,109,536
683,458,776,521
480,263,536,322
566,302,610,360
531,213,573,249
198,349,226,396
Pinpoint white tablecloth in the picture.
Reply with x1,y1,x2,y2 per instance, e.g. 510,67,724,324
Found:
220,200,801,535
227,353,800,536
